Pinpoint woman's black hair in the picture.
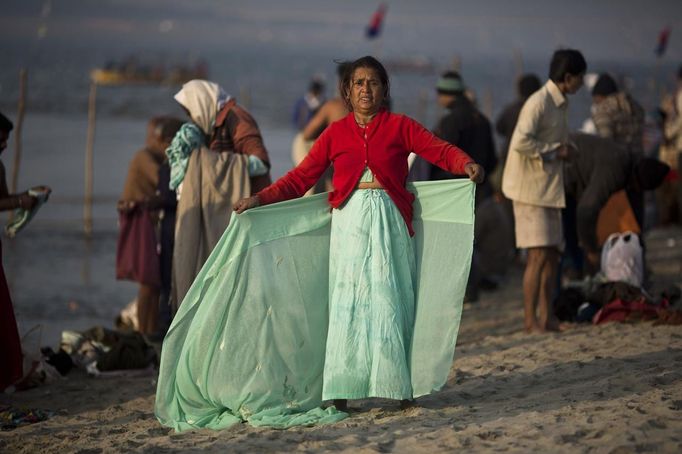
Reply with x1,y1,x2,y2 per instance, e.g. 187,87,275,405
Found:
548,49,587,83
338,56,390,111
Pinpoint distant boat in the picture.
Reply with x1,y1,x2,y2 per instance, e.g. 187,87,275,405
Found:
383,56,435,74
90,58,209,86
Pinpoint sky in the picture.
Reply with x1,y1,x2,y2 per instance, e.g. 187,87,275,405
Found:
1,0,681,65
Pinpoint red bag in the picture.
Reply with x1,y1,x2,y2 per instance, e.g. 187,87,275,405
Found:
593,298,668,324
116,210,161,287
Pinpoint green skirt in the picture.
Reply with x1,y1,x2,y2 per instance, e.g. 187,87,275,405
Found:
154,180,475,431
324,189,415,400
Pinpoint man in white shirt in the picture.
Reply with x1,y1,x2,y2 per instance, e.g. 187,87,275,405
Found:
502,49,586,333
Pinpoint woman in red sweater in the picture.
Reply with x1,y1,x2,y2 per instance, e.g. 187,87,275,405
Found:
234,56,483,411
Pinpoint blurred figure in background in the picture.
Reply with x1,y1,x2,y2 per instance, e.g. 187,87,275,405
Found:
471,190,517,292
0,112,50,390
155,139,180,336
658,65,682,224
493,74,542,195
495,73,543,163
502,49,586,332
291,63,351,194
591,73,645,156
292,77,326,131
300,64,351,142
169,80,271,312
117,116,183,336
564,133,669,273
428,71,498,301
591,73,649,232
429,71,497,199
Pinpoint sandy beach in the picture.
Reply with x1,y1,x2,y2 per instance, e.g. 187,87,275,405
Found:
2,319,682,453
2,227,681,453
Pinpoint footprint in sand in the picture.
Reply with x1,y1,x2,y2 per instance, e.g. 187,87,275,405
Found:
475,430,502,440
146,427,171,437
642,419,667,429
124,440,144,449
555,429,588,444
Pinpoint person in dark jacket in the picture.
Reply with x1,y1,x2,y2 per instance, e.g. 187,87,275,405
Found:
430,71,497,201
565,133,669,270
429,71,498,301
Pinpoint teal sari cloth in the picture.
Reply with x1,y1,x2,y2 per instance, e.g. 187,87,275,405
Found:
155,179,475,431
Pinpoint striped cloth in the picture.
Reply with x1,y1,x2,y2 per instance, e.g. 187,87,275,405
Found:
165,123,205,190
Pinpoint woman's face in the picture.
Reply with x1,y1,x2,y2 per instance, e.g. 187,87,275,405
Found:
349,67,384,116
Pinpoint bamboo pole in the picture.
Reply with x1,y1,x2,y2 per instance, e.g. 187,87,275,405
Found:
84,81,97,237
10,69,28,196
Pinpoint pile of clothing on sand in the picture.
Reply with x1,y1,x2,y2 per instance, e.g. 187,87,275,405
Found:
555,231,681,325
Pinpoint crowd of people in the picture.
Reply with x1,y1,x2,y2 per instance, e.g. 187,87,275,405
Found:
112,50,679,344
1,51,680,430
116,80,273,337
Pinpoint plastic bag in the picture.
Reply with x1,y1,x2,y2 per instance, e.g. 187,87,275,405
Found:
600,231,643,287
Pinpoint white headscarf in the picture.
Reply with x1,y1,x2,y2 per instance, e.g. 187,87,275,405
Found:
174,80,231,135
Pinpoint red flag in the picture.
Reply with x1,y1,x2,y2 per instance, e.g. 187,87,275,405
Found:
366,4,387,39
655,27,671,57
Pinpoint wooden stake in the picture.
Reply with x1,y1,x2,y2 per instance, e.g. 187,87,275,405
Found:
84,81,97,237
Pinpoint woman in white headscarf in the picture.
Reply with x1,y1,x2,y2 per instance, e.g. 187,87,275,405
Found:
169,80,271,312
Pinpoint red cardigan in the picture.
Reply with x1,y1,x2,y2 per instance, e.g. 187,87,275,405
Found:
257,109,474,235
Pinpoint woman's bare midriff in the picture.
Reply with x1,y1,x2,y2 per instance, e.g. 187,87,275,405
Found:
356,181,385,189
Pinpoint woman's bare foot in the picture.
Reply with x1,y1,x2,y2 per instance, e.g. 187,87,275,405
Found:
333,399,348,412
